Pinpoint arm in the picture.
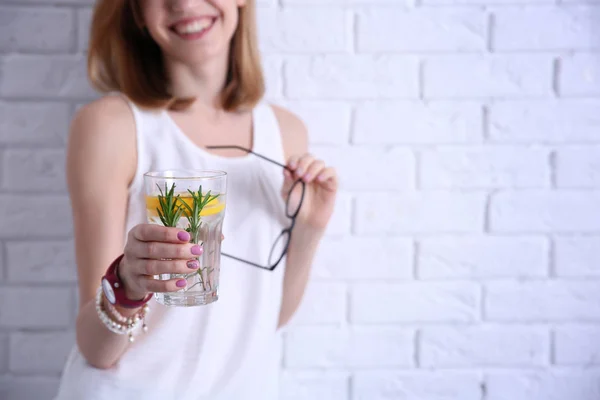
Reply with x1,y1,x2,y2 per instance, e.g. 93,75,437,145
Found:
70,97,205,369
273,106,338,327
278,223,324,327
67,96,138,369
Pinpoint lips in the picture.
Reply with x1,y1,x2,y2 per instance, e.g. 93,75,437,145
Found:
170,17,216,37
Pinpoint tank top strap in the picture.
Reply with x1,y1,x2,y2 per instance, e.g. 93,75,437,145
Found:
251,101,285,165
115,93,154,192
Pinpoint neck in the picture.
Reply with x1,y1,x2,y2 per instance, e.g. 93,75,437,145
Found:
165,51,230,111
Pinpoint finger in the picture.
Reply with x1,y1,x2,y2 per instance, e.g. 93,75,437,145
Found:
129,240,203,260
131,224,191,243
294,154,314,178
302,160,326,183
283,169,294,189
139,275,190,293
136,257,200,277
287,154,301,170
317,167,338,191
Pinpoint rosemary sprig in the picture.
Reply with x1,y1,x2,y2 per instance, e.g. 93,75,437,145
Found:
156,183,184,228
180,185,220,292
180,186,220,245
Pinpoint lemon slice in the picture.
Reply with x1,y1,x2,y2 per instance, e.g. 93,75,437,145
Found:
199,199,225,216
145,195,225,217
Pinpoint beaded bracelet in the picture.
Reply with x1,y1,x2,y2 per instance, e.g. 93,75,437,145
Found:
95,287,150,342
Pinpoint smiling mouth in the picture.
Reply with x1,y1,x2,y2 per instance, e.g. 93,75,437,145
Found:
170,17,216,38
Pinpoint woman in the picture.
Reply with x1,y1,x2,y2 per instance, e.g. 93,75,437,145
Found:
54,0,337,399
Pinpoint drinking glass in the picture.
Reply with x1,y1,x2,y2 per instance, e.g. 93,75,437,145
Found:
143,170,227,307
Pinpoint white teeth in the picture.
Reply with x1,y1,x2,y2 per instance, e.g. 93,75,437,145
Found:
176,19,212,35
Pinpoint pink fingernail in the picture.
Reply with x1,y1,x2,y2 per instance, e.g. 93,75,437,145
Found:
290,160,297,168
177,231,190,241
191,245,203,255
303,173,312,181
176,279,187,288
317,174,325,181
296,168,304,176
187,260,199,269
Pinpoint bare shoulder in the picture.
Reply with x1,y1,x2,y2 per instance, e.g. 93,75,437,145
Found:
67,94,137,187
271,104,308,159
71,95,135,144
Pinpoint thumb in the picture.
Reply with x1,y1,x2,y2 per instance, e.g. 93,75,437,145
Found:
281,168,294,197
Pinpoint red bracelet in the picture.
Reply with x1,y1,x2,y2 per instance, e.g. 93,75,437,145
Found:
101,254,152,309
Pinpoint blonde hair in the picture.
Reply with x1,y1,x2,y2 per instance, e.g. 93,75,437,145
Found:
87,0,265,111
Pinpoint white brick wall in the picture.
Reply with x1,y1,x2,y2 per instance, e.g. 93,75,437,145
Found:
1,1,599,400
419,326,548,367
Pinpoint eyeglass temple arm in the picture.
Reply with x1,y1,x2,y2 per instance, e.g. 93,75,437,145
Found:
221,251,276,271
205,145,291,171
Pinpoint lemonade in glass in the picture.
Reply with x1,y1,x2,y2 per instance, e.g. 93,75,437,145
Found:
144,170,227,307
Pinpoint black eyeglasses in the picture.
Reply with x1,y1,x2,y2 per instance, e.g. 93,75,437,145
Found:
205,145,306,271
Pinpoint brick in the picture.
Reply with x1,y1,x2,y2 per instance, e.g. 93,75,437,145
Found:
424,0,550,4
0,376,61,400
0,195,72,238
258,8,346,53
351,283,479,323
325,192,351,236
285,56,419,99
494,7,599,51
355,192,485,234
555,326,600,365
556,146,600,188
281,372,348,400
0,101,70,145
15,0,94,3
486,372,600,400
420,146,550,189
489,100,600,143
77,8,92,51
419,236,548,279
312,146,414,190
6,240,76,283
490,191,600,233
0,287,72,328
0,55,96,99
2,149,66,192
560,53,600,96
354,101,482,144
0,7,74,51
288,282,346,325
283,0,405,3
555,236,600,277
0,333,6,373
420,327,547,367
285,327,413,368
263,56,283,100
353,372,481,400
358,9,485,52
424,55,553,98
9,331,75,373
313,237,413,280
0,243,4,281
281,101,351,145
485,281,600,321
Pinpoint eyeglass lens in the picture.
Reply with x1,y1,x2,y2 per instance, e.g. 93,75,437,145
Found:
286,179,304,218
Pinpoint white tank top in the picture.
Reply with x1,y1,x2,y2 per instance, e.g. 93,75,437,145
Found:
55,97,288,400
